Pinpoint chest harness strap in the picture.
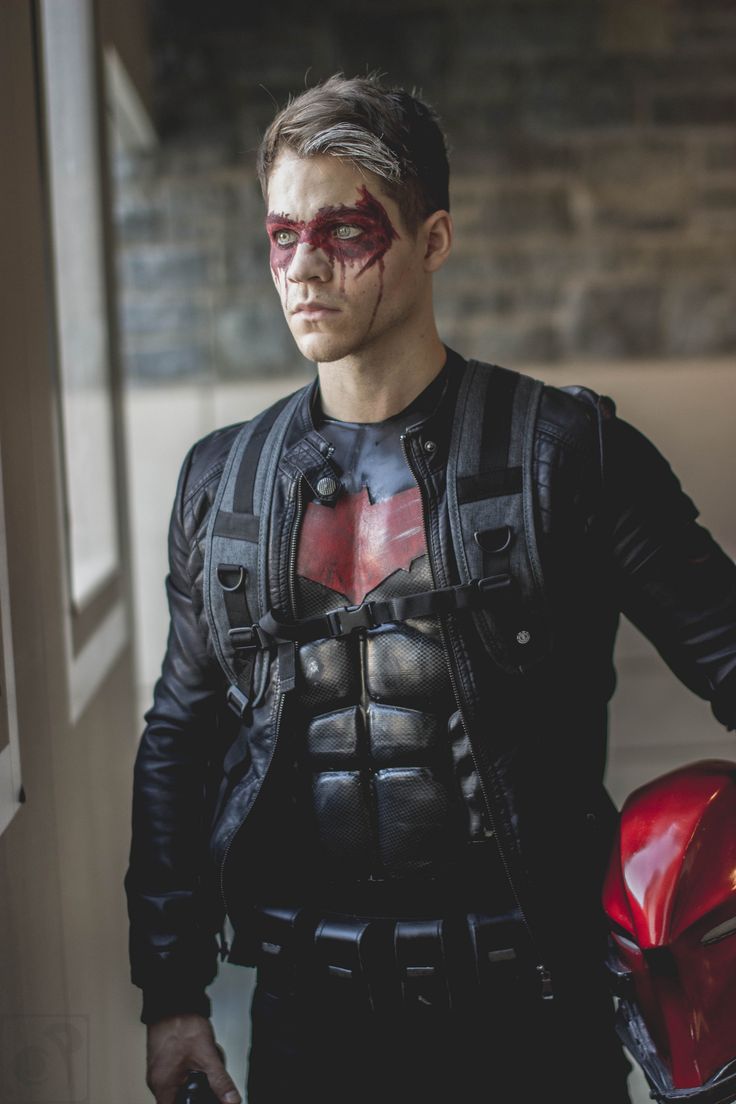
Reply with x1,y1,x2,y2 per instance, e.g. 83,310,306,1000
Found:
204,360,548,720
231,570,512,650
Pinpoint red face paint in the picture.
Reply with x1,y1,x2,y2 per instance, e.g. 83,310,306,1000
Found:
266,185,399,323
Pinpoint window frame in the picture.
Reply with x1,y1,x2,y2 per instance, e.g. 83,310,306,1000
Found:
36,0,129,721
0,439,23,835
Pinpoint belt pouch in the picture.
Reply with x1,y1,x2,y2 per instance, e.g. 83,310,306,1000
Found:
467,911,524,996
394,918,452,1011
256,906,311,996
313,917,377,1010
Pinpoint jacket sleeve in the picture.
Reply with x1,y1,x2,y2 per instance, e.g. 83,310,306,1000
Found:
125,443,226,1024
601,408,736,731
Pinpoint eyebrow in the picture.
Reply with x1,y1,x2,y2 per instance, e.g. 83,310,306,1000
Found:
266,212,299,227
266,202,366,226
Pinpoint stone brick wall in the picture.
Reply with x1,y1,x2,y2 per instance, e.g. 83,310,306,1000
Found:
114,0,736,382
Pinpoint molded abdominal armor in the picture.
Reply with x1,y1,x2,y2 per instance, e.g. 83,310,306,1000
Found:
296,556,484,881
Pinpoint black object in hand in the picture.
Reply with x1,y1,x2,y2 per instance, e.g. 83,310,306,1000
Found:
175,1070,220,1103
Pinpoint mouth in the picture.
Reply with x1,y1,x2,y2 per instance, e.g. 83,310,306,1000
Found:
292,302,340,320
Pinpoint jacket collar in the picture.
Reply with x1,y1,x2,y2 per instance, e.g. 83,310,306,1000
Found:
278,346,467,500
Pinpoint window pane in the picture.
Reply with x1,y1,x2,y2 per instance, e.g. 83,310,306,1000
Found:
41,0,119,608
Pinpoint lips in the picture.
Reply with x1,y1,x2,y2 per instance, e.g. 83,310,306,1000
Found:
292,302,341,321
293,302,340,315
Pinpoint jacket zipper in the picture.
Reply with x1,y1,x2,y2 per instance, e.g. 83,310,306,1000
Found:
400,429,553,1000
288,477,304,617
219,474,303,916
218,685,287,916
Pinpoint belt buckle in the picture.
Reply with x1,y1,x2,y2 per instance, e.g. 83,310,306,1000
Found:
327,601,376,638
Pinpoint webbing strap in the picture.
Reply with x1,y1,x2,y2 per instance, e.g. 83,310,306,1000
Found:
228,573,512,651
217,564,250,631
232,394,292,515
481,367,518,471
447,361,546,673
207,389,303,718
457,369,519,505
212,357,548,723
213,511,259,541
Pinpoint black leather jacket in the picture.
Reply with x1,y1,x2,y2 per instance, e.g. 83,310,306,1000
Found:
126,355,736,1024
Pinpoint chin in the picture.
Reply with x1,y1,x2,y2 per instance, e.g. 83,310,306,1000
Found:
291,328,363,365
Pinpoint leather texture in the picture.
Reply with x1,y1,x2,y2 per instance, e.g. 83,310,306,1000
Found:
296,561,465,883
126,353,736,1024
291,396,471,888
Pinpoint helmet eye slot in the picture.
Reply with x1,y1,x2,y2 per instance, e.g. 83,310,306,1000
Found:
701,914,736,946
610,922,639,953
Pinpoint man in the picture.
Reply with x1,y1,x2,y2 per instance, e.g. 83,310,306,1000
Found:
126,75,736,1104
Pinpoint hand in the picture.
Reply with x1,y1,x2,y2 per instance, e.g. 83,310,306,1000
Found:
146,1014,241,1104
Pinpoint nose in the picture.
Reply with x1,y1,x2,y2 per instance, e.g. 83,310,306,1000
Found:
287,241,332,285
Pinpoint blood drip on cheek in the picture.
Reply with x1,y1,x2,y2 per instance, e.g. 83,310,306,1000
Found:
266,186,400,325
272,264,290,310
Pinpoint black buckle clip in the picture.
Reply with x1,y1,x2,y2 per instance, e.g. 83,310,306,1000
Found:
226,684,250,718
476,574,512,593
326,601,377,638
452,576,512,612
228,624,269,650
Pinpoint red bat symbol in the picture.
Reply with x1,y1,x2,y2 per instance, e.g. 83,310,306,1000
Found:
296,485,427,604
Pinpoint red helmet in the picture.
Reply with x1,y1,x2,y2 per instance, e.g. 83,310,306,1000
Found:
603,760,736,1104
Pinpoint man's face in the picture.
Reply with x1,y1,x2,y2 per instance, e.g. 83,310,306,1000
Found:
265,151,430,364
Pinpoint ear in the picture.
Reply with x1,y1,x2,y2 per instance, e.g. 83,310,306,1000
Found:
422,210,453,273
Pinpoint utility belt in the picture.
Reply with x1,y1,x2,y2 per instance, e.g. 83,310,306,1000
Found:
252,905,546,1014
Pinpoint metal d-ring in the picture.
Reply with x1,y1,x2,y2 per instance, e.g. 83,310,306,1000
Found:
216,564,246,592
473,525,513,554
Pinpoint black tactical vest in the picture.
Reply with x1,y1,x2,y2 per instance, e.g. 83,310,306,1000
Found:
284,369,507,914
204,354,549,919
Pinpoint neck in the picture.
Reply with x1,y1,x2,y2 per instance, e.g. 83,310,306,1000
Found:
317,322,447,423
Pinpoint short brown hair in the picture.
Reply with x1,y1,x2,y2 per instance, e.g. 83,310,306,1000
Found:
256,73,450,233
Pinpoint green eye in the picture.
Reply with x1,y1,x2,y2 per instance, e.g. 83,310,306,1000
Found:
333,225,362,241
274,229,297,246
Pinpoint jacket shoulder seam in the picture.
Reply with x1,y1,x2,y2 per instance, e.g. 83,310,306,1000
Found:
536,419,593,454
183,461,226,509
